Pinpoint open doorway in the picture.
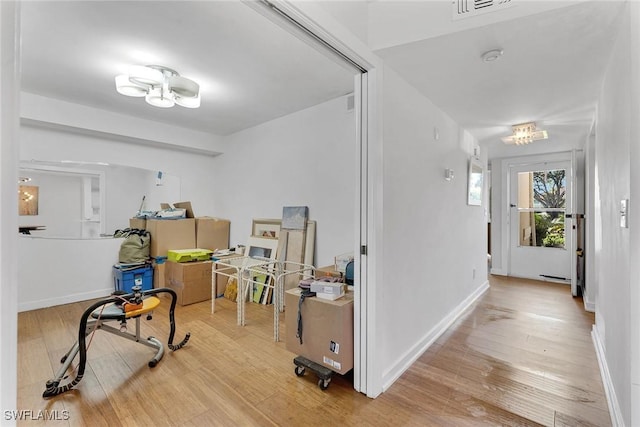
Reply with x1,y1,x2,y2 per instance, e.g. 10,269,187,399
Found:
5,0,378,404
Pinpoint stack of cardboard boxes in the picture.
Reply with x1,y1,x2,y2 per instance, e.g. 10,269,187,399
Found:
130,201,231,306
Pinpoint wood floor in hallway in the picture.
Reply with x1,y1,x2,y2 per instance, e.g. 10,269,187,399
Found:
16,275,610,426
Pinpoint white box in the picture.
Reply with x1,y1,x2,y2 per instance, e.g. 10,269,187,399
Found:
310,281,345,296
316,291,345,301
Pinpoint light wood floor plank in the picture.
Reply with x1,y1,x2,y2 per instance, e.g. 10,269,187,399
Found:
17,276,610,426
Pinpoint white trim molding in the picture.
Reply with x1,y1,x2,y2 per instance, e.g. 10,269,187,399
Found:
592,325,625,427
381,281,490,391
583,296,596,313
18,288,112,313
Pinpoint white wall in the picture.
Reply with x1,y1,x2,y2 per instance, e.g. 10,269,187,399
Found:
314,1,369,46
0,0,19,417
20,123,218,216
629,3,640,424
209,95,356,267
592,4,633,424
379,65,489,389
17,107,220,311
17,171,83,237
17,95,356,308
584,131,597,312
17,236,122,312
21,93,225,156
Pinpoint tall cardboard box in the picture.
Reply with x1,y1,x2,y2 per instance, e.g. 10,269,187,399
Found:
129,218,147,230
196,217,230,251
164,260,211,306
153,261,166,289
285,288,354,375
146,218,196,258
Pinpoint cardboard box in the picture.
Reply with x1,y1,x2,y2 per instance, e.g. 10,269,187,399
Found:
129,217,147,230
146,218,196,258
160,201,194,218
285,288,354,375
164,260,212,306
153,261,165,289
196,217,230,251
314,265,343,280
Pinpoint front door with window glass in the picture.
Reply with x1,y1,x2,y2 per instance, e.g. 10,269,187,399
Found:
509,161,572,282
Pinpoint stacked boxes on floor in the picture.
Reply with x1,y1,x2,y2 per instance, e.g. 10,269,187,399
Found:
195,217,230,253
129,201,231,305
165,259,212,306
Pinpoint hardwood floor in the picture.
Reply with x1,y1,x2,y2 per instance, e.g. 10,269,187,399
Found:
16,275,610,426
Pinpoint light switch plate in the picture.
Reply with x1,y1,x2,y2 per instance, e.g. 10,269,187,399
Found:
621,199,629,228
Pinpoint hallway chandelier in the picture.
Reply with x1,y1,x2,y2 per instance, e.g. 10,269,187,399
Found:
115,65,200,108
501,122,548,145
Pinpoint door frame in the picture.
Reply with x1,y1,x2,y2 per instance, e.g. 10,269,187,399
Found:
206,1,384,396
499,151,579,295
507,159,573,289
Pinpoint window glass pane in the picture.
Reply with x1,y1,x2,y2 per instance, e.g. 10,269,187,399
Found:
518,211,565,248
517,169,566,209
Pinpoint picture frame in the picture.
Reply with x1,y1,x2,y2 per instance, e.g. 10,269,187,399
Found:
252,218,281,238
19,185,39,216
243,235,280,267
282,206,309,230
467,158,484,206
250,218,316,266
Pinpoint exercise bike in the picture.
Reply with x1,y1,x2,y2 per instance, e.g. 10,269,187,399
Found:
42,285,190,398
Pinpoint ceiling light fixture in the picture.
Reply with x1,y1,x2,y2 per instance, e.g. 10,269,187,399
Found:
481,48,504,62
501,122,549,145
115,65,200,108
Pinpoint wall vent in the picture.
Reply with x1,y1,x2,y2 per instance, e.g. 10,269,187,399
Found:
452,0,514,21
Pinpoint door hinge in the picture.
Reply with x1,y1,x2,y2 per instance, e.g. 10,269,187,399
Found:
361,245,367,255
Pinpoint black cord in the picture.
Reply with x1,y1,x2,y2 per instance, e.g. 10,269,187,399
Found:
296,290,315,345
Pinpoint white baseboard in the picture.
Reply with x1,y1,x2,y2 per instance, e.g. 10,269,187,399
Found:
490,268,506,276
583,296,595,313
381,280,490,392
592,325,625,427
18,288,112,312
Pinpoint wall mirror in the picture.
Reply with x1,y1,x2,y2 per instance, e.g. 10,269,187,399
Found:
467,158,484,206
19,160,180,238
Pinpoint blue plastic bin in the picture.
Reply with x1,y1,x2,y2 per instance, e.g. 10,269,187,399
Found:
113,265,153,293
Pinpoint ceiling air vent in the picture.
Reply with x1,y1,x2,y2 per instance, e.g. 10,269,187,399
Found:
453,0,514,21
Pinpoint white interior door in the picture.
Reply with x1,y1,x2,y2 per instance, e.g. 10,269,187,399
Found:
509,161,573,284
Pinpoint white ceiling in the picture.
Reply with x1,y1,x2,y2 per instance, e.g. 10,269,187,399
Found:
20,1,357,137
374,1,626,157
20,1,627,158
